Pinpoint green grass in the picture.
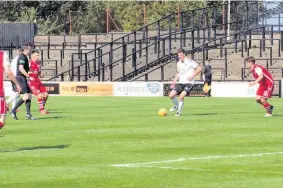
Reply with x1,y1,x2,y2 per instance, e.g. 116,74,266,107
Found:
0,97,282,188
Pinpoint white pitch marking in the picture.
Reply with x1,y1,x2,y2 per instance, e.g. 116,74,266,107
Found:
127,165,283,175
112,151,283,167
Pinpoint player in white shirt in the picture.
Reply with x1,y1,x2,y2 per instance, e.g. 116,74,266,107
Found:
6,50,21,112
169,49,202,116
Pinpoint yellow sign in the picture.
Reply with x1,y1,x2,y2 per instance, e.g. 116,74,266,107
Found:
60,82,113,96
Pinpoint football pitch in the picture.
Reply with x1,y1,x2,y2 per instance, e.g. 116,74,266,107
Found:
1,97,282,188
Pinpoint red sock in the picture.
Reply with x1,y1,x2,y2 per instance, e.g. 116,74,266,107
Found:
0,122,4,129
38,98,44,111
262,102,270,109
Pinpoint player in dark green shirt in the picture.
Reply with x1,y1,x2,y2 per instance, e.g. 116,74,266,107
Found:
10,45,36,120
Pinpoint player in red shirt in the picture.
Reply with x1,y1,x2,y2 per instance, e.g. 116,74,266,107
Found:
0,51,21,129
245,56,274,117
28,50,49,114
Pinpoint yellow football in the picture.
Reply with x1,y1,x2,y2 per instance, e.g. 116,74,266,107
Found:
158,108,167,116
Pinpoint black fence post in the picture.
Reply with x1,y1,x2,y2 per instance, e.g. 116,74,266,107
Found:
270,47,272,66
280,31,283,51
241,40,244,57
60,50,63,66
271,25,273,45
109,43,113,81
220,38,223,57
244,31,247,51
101,63,105,81
71,53,74,81
47,35,50,59
78,34,81,59
213,8,217,46
248,30,252,49
139,40,142,58
85,53,88,81
40,50,44,66
62,42,65,59
134,31,137,57
168,16,172,55
154,37,157,54
122,44,126,78
259,39,262,57
132,48,136,71
55,60,58,76
279,39,281,57
191,30,195,50
162,38,165,57
205,43,208,59
225,48,228,78
262,27,266,52
247,48,250,56
98,49,102,81
234,34,237,53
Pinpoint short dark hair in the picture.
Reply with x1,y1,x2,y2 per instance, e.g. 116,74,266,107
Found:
177,48,185,54
244,56,255,63
20,44,31,52
31,49,39,54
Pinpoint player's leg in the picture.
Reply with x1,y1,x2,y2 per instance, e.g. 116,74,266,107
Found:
39,82,49,113
11,77,35,120
255,85,273,116
24,80,35,120
0,97,7,129
175,90,187,116
6,82,20,111
175,84,194,116
262,85,274,116
169,84,182,112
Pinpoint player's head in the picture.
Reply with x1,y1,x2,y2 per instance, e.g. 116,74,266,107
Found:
177,48,185,62
20,44,31,56
31,50,40,62
245,56,255,69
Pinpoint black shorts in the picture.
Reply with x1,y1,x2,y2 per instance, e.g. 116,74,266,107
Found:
172,83,194,95
204,80,211,86
17,75,31,94
11,81,18,92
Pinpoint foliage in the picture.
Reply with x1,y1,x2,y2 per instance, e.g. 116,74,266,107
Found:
0,1,280,34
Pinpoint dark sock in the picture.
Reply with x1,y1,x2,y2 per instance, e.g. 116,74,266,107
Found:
26,99,31,116
11,98,25,113
208,89,211,97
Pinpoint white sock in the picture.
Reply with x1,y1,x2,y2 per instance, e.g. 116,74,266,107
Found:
178,100,184,112
171,97,179,107
6,92,20,104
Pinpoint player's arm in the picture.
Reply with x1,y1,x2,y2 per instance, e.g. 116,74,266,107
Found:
3,53,21,91
249,67,263,87
189,61,202,80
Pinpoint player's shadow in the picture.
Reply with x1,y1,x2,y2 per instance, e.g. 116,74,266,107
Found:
191,113,218,116
271,114,283,117
48,111,64,114
0,144,69,153
37,116,63,120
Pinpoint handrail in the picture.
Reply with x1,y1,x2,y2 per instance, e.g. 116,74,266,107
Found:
120,26,265,82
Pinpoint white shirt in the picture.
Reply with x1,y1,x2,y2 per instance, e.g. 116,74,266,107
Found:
177,58,198,84
10,55,19,76
1,51,10,67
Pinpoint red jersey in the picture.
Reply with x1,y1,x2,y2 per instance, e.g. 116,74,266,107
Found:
252,64,274,86
29,60,41,78
0,51,10,96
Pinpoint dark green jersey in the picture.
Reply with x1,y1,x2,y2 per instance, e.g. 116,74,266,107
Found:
17,53,29,76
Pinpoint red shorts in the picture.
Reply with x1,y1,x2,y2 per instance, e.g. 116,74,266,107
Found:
0,97,7,115
256,84,274,98
28,78,47,96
